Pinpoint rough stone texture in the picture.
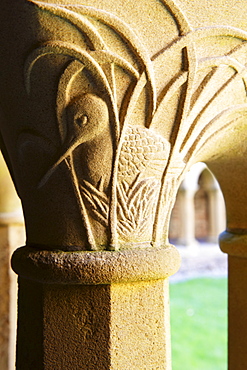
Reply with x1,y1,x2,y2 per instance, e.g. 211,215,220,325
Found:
12,244,180,284
1,0,247,369
220,231,247,369
228,255,247,370
220,230,247,258
2,0,247,252
17,278,111,370
12,244,179,369
110,279,171,370
16,277,171,370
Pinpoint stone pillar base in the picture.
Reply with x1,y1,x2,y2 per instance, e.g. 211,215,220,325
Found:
12,245,180,370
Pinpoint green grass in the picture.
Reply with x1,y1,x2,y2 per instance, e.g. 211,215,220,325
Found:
170,277,227,370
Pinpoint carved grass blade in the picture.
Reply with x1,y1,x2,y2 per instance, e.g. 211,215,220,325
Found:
24,41,117,119
81,180,109,204
180,65,247,156
153,176,178,244
152,43,197,244
66,155,97,250
65,4,156,116
185,104,247,163
189,56,247,114
152,27,247,245
80,188,108,227
89,51,139,79
80,186,108,217
117,220,134,235
29,0,106,50
56,61,84,143
152,26,247,63
160,0,191,35
116,177,159,240
116,183,132,220
150,71,188,130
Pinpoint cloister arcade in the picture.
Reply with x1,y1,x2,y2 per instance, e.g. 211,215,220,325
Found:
169,162,226,247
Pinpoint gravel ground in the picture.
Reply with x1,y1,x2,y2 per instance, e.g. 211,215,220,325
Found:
170,242,228,282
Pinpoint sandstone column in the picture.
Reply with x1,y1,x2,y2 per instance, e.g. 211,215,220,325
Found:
207,181,226,243
176,163,207,247
176,186,198,247
220,232,247,370
12,245,180,369
0,154,25,370
2,1,247,369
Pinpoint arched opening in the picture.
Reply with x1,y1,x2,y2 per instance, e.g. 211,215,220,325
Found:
169,163,226,247
169,163,227,369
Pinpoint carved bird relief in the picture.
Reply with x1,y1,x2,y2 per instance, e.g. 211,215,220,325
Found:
39,93,113,193
118,125,170,182
20,0,247,250
80,123,170,246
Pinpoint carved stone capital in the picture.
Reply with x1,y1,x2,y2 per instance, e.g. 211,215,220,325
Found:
1,1,247,251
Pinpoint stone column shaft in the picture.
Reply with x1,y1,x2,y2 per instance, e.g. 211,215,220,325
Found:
2,1,247,369
12,245,180,370
177,189,198,247
207,189,226,243
220,231,247,370
228,256,247,370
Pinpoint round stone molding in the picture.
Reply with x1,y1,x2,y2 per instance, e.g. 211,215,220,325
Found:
220,230,247,258
11,244,181,285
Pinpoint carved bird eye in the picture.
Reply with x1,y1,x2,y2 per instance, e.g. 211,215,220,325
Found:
75,114,88,128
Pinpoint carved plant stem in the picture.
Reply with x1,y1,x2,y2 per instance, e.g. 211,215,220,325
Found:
108,158,120,250
65,155,97,250
23,0,247,251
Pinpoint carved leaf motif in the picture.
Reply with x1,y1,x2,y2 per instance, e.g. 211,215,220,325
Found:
116,177,160,241
152,35,247,243
80,180,109,227
80,175,160,244
24,0,247,249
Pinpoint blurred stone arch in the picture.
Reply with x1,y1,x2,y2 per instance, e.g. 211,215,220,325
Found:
169,163,226,247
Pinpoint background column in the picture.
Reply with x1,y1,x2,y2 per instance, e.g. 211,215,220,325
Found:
0,153,25,370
